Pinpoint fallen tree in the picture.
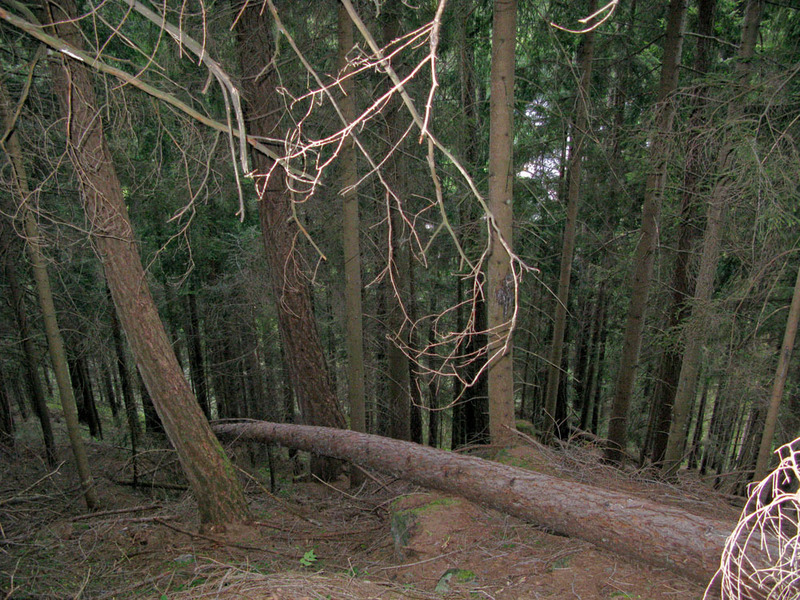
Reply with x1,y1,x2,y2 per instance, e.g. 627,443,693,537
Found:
214,421,732,586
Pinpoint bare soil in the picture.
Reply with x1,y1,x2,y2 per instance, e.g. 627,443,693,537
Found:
0,431,742,600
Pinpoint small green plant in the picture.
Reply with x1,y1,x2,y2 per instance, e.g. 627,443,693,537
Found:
251,560,271,575
299,549,318,568
550,556,572,571
501,542,516,550
346,565,367,578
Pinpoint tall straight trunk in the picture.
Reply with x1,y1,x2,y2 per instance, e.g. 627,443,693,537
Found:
572,300,592,426
138,368,165,434
338,3,365,449
648,0,716,465
662,0,765,474
753,264,800,480
45,0,249,526
234,4,345,479
108,285,140,448
686,376,710,470
701,379,729,476
101,359,118,422
25,178,98,509
604,0,688,464
487,0,518,447
452,0,489,447
70,355,102,439
0,223,56,466
407,258,423,444
185,288,210,418
0,366,14,450
382,8,412,443
161,279,185,372
1,76,96,507
580,284,606,431
590,308,608,435
542,0,596,442
11,376,28,420
426,296,440,447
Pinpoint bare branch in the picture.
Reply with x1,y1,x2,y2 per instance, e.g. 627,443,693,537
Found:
0,4,280,166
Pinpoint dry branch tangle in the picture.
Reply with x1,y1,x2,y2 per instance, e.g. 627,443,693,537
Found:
214,421,732,585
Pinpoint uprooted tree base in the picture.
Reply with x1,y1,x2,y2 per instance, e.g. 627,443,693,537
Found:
214,421,734,586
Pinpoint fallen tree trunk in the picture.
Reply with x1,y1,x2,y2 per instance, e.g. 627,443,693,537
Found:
214,421,731,586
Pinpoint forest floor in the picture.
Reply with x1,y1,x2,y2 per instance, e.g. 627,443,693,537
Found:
0,422,744,600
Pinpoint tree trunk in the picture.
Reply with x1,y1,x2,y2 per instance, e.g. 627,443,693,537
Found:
687,376,711,470
70,356,102,439
0,222,57,466
1,73,97,507
138,369,165,435
0,366,14,451
542,0,596,442
386,189,412,443
648,0,716,466
338,1,366,456
605,0,688,463
381,7,413,443
45,0,249,526
580,283,606,431
662,0,765,475
590,293,609,435
426,296,440,448
487,0,518,447
215,421,731,585
451,0,490,448
234,4,346,480
407,259,423,445
185,288,210,419
101,359,119,423
753,264,800,481
108,284,140,449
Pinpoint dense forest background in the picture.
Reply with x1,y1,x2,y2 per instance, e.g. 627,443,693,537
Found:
1,0,800,513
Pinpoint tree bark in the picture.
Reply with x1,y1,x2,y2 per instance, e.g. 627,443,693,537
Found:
0,366,14,451
0,73,96,507
234,4,346,480
215,421,731,585
69,355,102,439
647,0,716,466
108,284,140,450
338,3,366,455
45,0,249,526
605,0,688,463
185,288,210,419
0,221,56,466
662,0,765,475
753,264,800,481
452,1,489,447
542,0,596,442
487,0,518,447
381,6,413,443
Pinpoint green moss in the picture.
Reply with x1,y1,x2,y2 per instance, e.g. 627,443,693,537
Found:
515,419,536,436
435,568,477,593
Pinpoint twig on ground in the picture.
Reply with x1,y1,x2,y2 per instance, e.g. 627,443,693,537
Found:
70,503,162,521
152,517,298,557
0,463,65,507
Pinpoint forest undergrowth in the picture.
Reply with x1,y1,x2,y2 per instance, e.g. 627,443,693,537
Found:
1,420,741,600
